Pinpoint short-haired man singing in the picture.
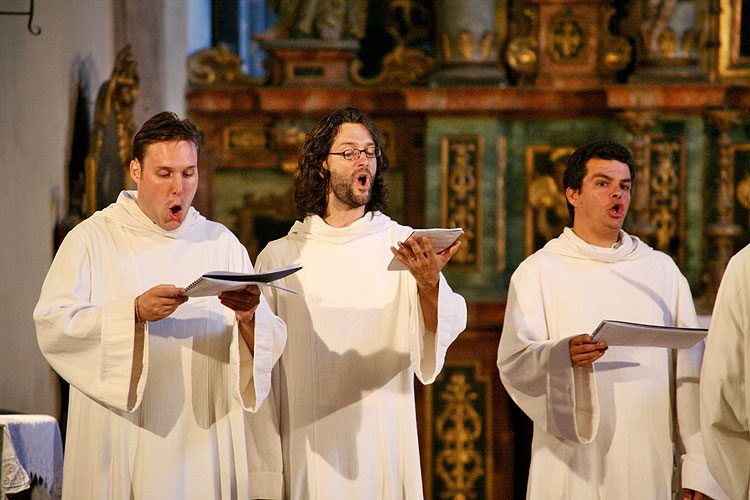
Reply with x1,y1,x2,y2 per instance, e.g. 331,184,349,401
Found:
34,112,287,499
497,141,725,500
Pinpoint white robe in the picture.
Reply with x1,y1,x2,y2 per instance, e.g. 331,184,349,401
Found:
497,228,725,500
254,212,467,500
700,244,750,500
34,191,287,500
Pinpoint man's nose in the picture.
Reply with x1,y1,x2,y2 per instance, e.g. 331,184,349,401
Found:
172,176,184,195
353,150,368,166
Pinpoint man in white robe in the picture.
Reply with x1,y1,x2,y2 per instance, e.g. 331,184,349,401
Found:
34,112,286,499
700,245,750,500
254,107,467,499
497,141,725,499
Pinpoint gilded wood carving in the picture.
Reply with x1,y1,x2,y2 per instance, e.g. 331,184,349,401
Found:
441,136,482,270
84,45,138,215
424,362,492,500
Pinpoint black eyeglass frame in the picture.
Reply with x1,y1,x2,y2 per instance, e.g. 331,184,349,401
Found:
327,146,382,161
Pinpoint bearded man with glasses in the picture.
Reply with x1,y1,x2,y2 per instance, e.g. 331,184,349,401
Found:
254,107,467,500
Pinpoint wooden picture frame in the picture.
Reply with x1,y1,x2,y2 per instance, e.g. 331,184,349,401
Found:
719,0,750,80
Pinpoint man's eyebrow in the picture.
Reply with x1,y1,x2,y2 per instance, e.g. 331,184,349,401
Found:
335,140,375,148
591,173,631,182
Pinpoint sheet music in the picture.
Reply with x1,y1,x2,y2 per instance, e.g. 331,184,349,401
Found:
590,320,707,349
387,228,464,271
184,264,302,297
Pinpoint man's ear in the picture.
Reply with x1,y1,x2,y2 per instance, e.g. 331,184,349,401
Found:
320,159,328,179
565,186,579,208
129,159,141,184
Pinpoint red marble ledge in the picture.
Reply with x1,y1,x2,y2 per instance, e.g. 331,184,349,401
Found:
401,87,607,114
255,88,408,114
186,89,260,112
604,84,730,111
187,84,750,115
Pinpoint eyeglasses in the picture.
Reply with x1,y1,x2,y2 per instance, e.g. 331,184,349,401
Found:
328,146,382,161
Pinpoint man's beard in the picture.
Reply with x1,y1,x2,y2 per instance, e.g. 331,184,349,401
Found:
329,170,372,208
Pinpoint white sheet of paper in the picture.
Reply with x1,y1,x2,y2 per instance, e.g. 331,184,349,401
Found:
183,264,302,297
184,279,301,297
387,228,464,271
590,320,707,349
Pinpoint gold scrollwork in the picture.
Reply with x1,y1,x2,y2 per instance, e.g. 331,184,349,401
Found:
649,139,682,253
434,372,485,500
350,45,435,86
528,175,567,237
506,8,539,78
85,45,139,215
737,175,750,209
599,7,632,74
525,146,573,254
188,43,263,87
441,137,482,269
350,0,436,86
225,128,266,151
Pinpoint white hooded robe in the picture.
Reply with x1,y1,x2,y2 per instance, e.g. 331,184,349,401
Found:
700,244,750,500
497,228,725,500
34,191,286,500
255,212,467,500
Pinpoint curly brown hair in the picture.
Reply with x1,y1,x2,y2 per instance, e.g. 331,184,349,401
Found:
294,107,389,218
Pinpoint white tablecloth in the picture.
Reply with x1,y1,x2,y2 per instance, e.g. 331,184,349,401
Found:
0,415,63,500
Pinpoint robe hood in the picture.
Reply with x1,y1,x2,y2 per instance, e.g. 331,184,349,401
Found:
91,190,206,239
288,211,400,245
541,227,653,263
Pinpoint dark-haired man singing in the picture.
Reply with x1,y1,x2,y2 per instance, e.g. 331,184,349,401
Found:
255,107,467,499
497,141,725,499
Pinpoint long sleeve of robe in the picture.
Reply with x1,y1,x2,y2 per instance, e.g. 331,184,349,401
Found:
254,212,467,500
33,191,286,500
497,227,726,500
700,245,750,500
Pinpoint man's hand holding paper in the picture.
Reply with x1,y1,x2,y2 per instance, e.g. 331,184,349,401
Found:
569,333,608,367
219,285,261,323
136,284,189,322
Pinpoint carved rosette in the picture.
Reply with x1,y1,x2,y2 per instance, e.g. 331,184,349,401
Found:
441,136,482,270
527,1,631,88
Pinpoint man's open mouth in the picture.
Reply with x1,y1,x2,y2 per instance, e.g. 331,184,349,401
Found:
357,173,369,187
169,204,182,220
